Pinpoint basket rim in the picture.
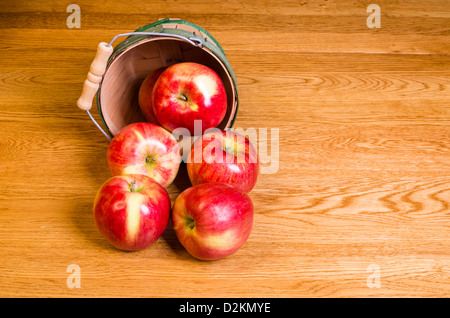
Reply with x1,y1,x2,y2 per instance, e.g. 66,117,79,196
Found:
135,18,226,53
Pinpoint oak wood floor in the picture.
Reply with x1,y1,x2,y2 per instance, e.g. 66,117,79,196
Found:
0,0,449,297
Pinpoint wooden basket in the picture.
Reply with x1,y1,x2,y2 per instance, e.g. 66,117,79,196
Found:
77,18,239,140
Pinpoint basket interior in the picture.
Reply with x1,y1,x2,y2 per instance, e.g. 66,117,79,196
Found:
99,37,237,136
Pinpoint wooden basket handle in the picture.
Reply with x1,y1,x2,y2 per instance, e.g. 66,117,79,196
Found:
77,42,114,111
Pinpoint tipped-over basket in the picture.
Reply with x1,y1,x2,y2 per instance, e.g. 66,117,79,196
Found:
77,18,239,140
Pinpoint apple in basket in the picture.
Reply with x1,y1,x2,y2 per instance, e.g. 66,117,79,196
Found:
93,174,171,251
151,62,227,135
106,122,181,188
187,130,259,193
171,182,254,261
138,67,167,125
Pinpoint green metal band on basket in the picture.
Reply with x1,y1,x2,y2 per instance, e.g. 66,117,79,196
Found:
135,18,226,53
96,20,239,138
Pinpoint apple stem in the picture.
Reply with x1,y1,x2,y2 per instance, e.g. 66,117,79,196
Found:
179,94,188,102
146,156,156,164
185,215,195,231
129,181,138,192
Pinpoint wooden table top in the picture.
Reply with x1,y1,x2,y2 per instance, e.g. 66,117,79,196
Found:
0,0,449,298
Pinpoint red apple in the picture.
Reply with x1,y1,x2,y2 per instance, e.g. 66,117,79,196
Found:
138,67,167,124
187,130,259,193
107,122,181,188
93,174,171,251
152,62,227,135
171,182,254,260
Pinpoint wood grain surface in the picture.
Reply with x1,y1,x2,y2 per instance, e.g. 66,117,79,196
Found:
0,0,449,298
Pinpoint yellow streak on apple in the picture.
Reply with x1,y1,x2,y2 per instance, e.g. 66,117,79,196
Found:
123,130,158,177
126,192,145,242
123,164,144,175
200,228,238,250
134,130,146,142
189,102,199,112
173,196,187,233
